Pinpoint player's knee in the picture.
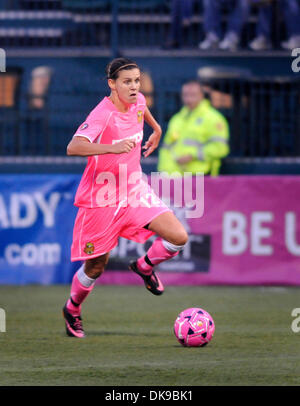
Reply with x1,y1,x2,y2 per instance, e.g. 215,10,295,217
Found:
90,267,104,279
168,230,188,247
84,266,104,279
175,230,189,246
85,255,108,279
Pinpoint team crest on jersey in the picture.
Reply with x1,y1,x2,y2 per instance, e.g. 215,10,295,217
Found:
137,110,143,123
84,242,94,255
80,123,88,130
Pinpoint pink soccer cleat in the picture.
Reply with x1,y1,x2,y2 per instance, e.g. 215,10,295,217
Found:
62,302,85,338
129,260,164,296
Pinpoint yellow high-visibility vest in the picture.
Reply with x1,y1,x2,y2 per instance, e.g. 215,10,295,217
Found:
158,99,230,176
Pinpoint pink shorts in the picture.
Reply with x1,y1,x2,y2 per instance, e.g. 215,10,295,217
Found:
71,201,171,261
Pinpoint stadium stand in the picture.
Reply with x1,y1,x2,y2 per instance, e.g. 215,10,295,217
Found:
0,0,289,50
0,66,23,154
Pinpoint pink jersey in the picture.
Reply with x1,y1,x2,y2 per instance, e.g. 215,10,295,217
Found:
73,92,148,209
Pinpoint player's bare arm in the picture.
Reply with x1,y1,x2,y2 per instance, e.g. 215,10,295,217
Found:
142,106,162,157
67,136,136,157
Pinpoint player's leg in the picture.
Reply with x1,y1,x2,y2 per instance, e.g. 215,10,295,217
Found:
67,253,109,312
63,253,109,337
147,210,188,245
130,211,188,295
138,210,188,271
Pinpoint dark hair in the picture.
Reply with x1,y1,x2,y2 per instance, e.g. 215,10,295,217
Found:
182,79,202,88
182,79,208,96
106,58,139,80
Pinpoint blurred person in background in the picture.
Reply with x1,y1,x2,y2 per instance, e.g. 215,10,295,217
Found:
199,0,250,51
249,0,300,50
25,66,53,154
28,66,53,109
140,70,154,109
163,0,194,49
158,80,230,176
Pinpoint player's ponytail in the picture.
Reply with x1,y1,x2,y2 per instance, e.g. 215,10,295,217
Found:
106,58,139,80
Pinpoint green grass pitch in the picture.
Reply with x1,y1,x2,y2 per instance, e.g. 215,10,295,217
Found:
0,284,299,386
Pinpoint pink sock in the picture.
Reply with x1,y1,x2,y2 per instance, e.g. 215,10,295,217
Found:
66,272,94,316
137,238,180,275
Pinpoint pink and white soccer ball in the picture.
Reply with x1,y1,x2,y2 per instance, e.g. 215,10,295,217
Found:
174,307,215,347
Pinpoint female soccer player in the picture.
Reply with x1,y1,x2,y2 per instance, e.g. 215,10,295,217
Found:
63,58,188,338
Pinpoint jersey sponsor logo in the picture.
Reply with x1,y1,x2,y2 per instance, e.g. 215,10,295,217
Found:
112,131,143,145
137,110,143,123
84,242,94,255
80,123,88,130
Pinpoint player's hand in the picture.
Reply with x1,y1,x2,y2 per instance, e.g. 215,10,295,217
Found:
142,129,162,157
176,154,194,165
111,139,136,154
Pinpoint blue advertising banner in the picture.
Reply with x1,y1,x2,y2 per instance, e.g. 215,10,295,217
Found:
0,174,81,284
2,174,300,286
0,174,210,285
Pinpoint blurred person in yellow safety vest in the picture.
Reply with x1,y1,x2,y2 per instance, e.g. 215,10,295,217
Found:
158,80,230,176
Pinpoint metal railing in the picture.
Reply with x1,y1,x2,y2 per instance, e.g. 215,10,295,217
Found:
0,69,299,158
0,0,292,51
